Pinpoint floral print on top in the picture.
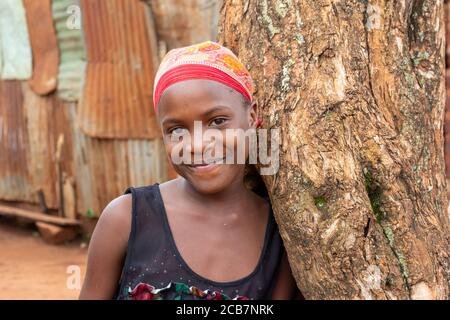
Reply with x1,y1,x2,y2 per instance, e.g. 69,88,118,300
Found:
126,282,251,300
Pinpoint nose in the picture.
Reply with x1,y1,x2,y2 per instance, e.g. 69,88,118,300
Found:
184,122,210,163
190,134,204,156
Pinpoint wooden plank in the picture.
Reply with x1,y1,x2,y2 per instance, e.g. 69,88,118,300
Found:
0,204,80,226
23,0,59,95
21,82,75,209
36,222,78,244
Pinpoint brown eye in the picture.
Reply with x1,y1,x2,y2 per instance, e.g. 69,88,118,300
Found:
210,117,227,126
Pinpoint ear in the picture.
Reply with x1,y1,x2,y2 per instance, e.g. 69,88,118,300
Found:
248,101,258,128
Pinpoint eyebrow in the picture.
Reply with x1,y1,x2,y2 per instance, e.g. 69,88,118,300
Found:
161,105,232,127
161,117,180,127
201,105,233,117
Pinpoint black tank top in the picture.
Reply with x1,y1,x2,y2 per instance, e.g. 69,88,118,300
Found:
114,183,283,300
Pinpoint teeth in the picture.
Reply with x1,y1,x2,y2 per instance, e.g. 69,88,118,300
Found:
187,158,225,167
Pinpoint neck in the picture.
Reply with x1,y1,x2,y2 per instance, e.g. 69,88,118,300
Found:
178,177,252,216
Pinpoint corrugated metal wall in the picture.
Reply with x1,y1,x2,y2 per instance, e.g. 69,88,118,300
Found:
0,81,34,202
51,0,86,102
78,0,159,139
0,0,172,218
0,0,222,218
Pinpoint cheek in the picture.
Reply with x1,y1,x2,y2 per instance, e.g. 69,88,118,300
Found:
214,134,246,164
163,137,183,162
162,136,172,153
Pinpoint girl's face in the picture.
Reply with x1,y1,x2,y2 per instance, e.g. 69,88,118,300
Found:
157,79,257,194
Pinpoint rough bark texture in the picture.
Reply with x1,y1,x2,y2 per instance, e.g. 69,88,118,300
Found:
220,0,450,299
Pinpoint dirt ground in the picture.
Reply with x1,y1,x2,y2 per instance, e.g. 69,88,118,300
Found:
0,217,88,300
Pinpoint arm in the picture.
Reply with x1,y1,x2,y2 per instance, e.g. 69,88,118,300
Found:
79,194,132,299
270,248,304,300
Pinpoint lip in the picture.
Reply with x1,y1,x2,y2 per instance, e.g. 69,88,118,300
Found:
185,157,226,173
186,163,220,173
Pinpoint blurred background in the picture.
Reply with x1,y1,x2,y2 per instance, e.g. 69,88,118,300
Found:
0,0,449,300
0,0,222,299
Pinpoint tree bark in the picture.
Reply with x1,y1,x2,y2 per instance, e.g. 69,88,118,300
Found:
220,0,450,299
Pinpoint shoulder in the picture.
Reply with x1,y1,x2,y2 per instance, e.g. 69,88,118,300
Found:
91,193,133,248
104,193,132,214
79,193,132,299
100,194,132,229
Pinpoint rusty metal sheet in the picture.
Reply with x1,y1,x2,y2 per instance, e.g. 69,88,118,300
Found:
0,79,75,209
147,0,222,51
23,0,59,95
0,0,32,79
0,81,34,202
21,82,75,209
77,0,160,139
0,81,167,217
52,0,86,101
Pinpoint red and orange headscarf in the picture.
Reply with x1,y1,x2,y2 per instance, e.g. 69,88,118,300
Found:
153,41,254,112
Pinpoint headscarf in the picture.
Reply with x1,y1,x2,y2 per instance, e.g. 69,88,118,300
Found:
153,41,254,112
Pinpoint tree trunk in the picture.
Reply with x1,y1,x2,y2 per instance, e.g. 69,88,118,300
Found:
220,0,450,299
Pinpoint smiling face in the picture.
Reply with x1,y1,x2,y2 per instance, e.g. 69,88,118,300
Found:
157,79,257,194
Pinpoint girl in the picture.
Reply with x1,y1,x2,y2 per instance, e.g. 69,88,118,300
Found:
79,41,300,300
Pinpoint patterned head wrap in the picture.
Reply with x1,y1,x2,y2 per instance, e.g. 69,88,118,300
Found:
153,41,254,112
